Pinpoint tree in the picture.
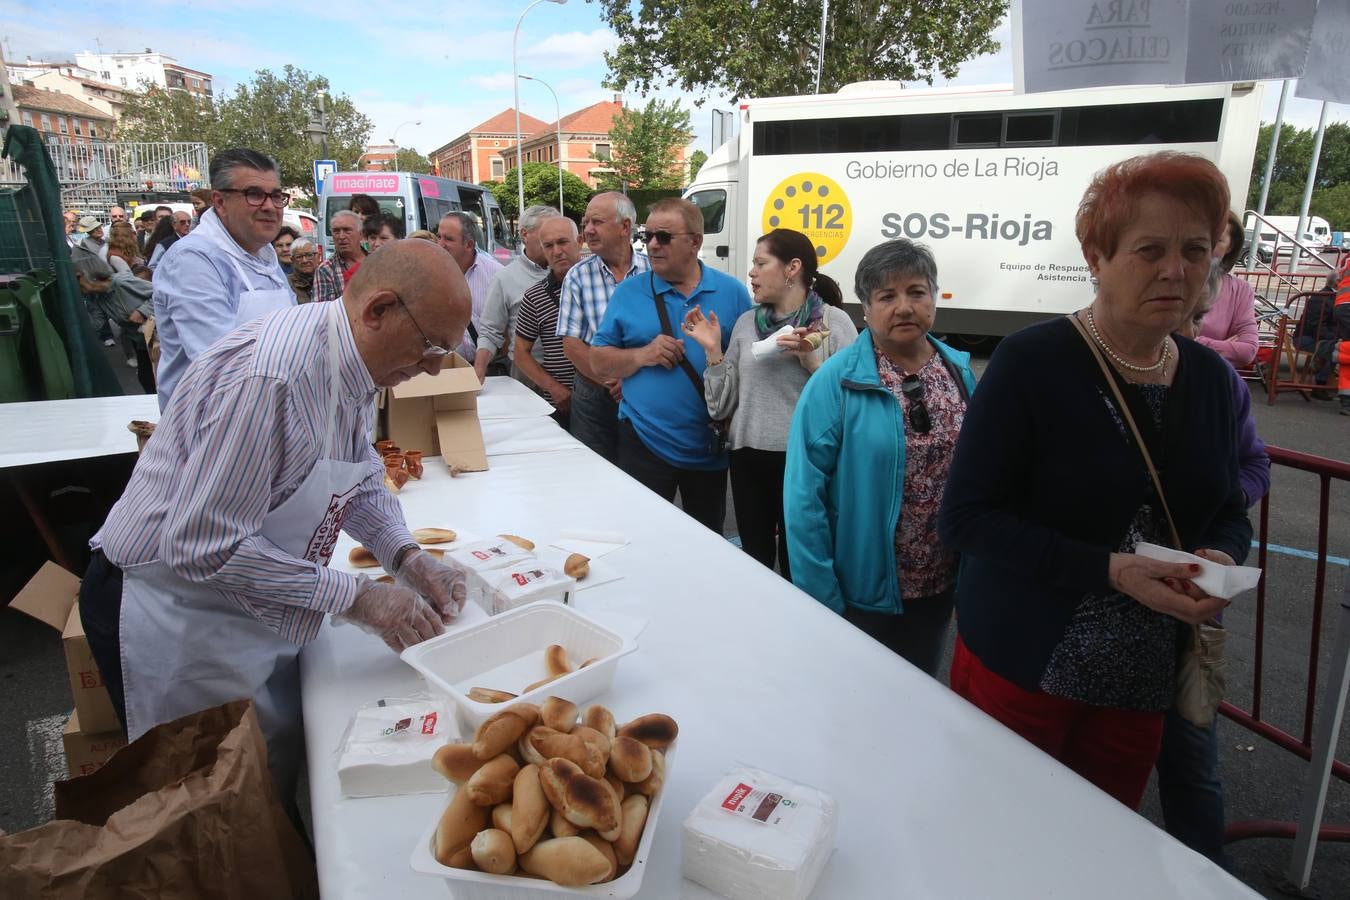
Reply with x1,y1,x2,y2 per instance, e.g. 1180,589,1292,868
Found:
117,87,220,144
214,66,371,188
688,150,708,183
1246,121,1350,228
589,0,1005,100
394,147,432,173
594,99,694,191
484,162,593,224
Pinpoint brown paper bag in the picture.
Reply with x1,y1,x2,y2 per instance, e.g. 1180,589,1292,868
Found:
0,700,318,899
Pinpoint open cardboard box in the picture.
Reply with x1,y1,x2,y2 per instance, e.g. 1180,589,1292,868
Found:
63,710,127,777
11,562,122,734
381,353,488,472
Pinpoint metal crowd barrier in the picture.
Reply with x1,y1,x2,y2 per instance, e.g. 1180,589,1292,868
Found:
1220,445,1350,891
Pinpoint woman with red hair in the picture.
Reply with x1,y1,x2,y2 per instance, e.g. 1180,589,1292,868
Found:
938,152,1252,809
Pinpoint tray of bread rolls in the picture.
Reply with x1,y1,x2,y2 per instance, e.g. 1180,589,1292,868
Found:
410,697,677,898
401,602,637,733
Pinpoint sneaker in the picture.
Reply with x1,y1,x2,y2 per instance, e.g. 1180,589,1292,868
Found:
102,338,115,347
126,357,138,368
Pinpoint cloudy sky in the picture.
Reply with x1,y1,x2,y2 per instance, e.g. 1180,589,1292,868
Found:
3,1,1343,158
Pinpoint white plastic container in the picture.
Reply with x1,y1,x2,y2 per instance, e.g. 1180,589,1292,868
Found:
400,601,636,731
409,743,677,899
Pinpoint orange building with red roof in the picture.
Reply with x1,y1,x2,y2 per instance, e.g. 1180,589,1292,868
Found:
429,108,549,184
504,97,684,189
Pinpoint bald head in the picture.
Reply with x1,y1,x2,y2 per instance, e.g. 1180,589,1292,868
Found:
581,191,636,262
344,240,473,388
538,216,582,280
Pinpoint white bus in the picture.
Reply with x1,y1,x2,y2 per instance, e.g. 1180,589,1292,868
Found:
685,81,1263,336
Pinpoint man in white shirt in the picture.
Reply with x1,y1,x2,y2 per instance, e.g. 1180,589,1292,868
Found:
473,204,559,382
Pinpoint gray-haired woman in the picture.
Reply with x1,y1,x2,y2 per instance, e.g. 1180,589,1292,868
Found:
783,239,976,675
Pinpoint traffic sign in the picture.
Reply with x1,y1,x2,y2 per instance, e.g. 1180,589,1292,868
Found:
313,159,337,198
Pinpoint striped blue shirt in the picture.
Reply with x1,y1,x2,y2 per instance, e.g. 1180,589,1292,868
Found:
94,302,416,645
555,250,649,345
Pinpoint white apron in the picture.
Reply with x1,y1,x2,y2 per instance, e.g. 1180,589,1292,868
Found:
226,253,294,325
119,301,371,792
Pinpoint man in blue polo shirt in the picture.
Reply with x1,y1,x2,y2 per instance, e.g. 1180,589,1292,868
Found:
591,198,752,532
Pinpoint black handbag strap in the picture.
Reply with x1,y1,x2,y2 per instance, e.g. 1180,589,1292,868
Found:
651,273,705,398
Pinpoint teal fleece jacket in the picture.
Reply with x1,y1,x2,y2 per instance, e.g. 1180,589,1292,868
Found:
784,328,976,615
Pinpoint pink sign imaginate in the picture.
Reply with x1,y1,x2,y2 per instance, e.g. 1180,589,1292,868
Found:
330,173,400,193
418,177,441,198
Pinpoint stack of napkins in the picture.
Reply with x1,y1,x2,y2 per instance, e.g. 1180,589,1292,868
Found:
1134,543,1262,599
337,697,457,798
682,765,836,900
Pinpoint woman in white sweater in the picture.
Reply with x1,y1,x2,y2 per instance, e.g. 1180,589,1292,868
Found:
682,228,857,578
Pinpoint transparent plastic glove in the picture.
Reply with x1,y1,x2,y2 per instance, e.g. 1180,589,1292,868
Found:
340,574,445,652
395,548,468,624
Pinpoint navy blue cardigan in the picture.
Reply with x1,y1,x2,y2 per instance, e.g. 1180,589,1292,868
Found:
938,316,1253,692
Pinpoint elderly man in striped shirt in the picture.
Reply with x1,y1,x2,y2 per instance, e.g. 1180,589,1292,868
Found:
78,240,473,799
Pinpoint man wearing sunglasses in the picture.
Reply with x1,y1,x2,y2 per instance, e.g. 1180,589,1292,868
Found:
151,147,295,409
591,198,752,532
81,240,473,811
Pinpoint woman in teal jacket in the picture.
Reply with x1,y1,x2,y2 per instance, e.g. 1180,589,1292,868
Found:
784,239,976,676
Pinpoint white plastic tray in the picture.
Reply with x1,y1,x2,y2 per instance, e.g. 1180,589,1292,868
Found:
409,742,677,899
400,602,637,731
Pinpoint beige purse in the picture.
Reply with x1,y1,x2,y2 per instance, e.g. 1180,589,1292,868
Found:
1066,315,1226,728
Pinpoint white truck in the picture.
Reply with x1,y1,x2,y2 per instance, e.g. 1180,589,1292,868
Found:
684,81,1263,336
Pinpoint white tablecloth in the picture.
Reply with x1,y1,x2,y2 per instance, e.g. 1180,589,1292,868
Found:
475,375,553,420
302,446,1258,899
0,394,159,468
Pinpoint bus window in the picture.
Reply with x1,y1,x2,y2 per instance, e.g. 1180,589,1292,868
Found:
687,189,726,235
1004,111,1057,146
953,114,1001,148
487,204,513,252
419,197,462,235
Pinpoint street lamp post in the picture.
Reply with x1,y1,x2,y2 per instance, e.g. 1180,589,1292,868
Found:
513,0,568,222
520,74,564,217
304,92,330,159
389,120,421,167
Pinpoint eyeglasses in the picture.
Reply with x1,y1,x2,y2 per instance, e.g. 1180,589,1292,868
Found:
900,374,931,435
218,187,292,208
292,251,317,260
636,229,694,246
396,295,450,365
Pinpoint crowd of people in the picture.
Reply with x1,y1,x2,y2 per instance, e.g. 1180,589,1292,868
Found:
66,143,1336,868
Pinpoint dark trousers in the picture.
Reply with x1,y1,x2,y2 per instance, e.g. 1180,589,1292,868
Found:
843,588,955,677
570,376,620,464
1156,708,1229,867
618,419,727,533
130,335,156,394
78,549,129,734
729,447,790,580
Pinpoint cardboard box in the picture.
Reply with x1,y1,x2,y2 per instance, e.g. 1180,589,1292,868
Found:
62,710,127,777
11,562,122,734
382,354,488,472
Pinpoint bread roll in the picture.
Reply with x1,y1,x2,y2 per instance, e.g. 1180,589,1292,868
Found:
582,705,616,740
347,546,379,568
498,533,536,551
579,658,598,668
465,754,519,806
617,713,678,750
433,786,488,867
581,832,618,882
518,729,546,765
524,673,562,694
527,727,590,771
544,644,571,677
412,527,457,544
375,574,395,585
473,705,539,761
467,687,516,704
539,758,620,834
510,763,550,855
563,553,590,580
491,803,513,833
608,736,653,783
550,806,580,837
446,844,476,870
595,777,622,843
424,548,446,559
470,828,517,875
432,742,485,784
604,772,626,803
518,837,611,886
614,793,649,866
631,749,665,797
541,697,578,733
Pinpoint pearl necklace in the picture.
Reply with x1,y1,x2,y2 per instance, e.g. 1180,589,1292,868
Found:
1085,308,1171,374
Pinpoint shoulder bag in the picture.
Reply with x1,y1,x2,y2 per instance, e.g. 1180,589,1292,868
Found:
650,275,730,456
1066,314,1226,728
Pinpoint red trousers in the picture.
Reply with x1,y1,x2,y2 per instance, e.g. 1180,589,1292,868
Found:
951,636,1165,809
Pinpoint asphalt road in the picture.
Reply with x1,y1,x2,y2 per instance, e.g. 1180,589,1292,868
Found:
2,337,1347,898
